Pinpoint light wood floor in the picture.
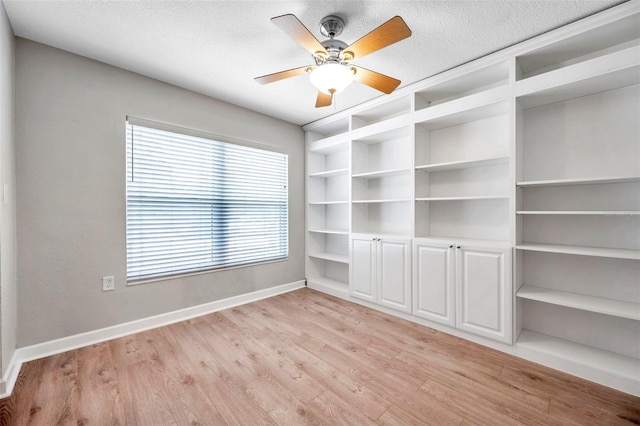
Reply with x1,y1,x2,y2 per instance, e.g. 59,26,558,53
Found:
0,288,638,425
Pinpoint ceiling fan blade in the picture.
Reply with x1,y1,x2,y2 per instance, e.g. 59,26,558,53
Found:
271,14,328,58
342,16,411,61
255,66,313,84
315,91,333,108
352,66,401,94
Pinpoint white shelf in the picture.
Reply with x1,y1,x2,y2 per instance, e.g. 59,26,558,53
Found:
517,285,640,320
308,228,349,235
517,176,640,187
416,195,509,201
516,45,640,109
308,200,349,206
416,156,509,172
352,168,411,179
308,133,350,154
350,114,411,143
516,330,640,387
352,198,412,204
308,168,349,178
306,277,349,296
414,235,510,247
516,243,640,260
308,252,349,264
517,210,640,216
414,86,509,130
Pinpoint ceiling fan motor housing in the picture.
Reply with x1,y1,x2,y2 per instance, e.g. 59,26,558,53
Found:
319,15,345,38
315,39,349,65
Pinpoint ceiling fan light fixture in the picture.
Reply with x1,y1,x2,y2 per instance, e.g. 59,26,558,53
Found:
309,63,354,95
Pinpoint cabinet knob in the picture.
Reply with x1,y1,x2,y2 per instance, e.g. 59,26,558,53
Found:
377,238,381,242
449,245,454,248
456,246,461,249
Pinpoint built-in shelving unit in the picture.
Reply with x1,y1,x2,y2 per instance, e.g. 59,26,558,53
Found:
305,116,351,297
351,96,413,237
514,5,640,396
414,62,511,244
303,2,640,396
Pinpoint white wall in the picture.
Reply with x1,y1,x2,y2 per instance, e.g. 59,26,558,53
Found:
0,1,17,378
15,38,305,347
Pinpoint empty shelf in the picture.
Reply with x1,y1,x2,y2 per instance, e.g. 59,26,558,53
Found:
517,284,640,320
308,252,349,263
516,243,640,260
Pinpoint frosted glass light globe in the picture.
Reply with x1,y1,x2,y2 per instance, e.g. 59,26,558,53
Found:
309,63,354,95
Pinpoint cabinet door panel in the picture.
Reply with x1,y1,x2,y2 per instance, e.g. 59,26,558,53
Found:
350,236,377,302
456,245,512,343
379,238,412,313
413,241,455,326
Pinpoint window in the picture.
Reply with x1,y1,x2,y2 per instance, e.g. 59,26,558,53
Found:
126,119,288,283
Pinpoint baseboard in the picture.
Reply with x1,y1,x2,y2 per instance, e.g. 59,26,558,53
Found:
0,280,304,399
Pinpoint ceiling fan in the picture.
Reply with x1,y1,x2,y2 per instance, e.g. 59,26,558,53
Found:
255,14,412,108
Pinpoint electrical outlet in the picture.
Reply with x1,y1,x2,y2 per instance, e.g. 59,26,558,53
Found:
102,276,115,291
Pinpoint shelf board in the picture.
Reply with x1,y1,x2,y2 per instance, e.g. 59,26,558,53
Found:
308,200,349,206
308,228,349,235
516,330,640,384
517,284,640,320
414,235,510,247
350,114,411,143
352,198,412,204
416,195,509,201
352,168,412,179
308,168,349,178
517,176,640,188
517,210,640,216
414,85,509,130
516,45,640,109
416,156,509,172
308,133,349,154
306,277,349,296
516,243,640,260
308,252,349,264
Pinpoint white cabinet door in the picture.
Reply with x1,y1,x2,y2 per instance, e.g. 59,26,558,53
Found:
350,235,377,302
413,240,455,326
456,245,512,344
378,238,412,313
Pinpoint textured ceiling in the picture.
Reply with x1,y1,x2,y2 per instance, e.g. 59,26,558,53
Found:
3,0,626,126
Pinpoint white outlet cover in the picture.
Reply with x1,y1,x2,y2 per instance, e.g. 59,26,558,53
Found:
102,276,115,291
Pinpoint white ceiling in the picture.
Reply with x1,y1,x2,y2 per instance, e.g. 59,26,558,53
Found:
3,0,626,126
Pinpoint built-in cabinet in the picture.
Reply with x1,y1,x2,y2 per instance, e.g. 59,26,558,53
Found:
413,239,512,343
350,234,412,313
304,2,640,396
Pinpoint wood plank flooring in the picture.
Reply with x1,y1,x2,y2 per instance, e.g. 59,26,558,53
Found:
0,288,638,425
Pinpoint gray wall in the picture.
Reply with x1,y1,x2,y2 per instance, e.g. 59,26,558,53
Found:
15,38,305,347
0,2,17,376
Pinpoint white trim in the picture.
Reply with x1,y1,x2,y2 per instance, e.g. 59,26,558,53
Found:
0,280,304,399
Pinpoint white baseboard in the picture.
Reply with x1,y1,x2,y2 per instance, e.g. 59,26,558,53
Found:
0,280,304,399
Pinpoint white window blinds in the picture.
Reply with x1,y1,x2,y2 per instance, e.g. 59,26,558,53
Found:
126,120,288,283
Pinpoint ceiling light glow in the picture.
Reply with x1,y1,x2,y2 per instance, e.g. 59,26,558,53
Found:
309,63,354,95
